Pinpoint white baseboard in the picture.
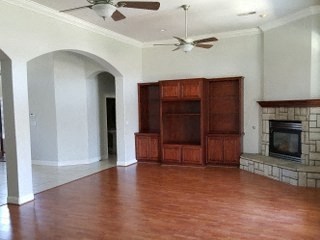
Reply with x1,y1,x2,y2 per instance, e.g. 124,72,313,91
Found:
7,193,34,205
32,157,101,166
117,158,137,167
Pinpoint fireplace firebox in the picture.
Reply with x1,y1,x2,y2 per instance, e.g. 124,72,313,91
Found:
269,120,302,162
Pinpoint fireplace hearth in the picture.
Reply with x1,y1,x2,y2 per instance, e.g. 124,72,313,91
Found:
269,120,302,162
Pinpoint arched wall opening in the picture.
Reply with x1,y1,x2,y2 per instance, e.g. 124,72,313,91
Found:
27,50,123,166
0,47,130,205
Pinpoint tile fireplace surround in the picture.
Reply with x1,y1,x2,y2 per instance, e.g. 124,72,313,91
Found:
240,99,320,188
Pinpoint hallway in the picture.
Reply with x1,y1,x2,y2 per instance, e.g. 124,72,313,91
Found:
0,156,116,205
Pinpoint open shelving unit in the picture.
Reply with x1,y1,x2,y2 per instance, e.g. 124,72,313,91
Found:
135,76,243,166
135,83,161,162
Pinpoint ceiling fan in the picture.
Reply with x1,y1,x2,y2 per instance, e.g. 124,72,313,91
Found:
60,0,160,21
155,5,218,52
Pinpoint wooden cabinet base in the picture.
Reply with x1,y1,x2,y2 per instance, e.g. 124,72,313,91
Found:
135,133,160,162
207,135,241,166
162,144,203,165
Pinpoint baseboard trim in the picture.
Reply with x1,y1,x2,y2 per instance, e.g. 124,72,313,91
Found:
117,158,137,167
7,193,34,205
32,157,101,166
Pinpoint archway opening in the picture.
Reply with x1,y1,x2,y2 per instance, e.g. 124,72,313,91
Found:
26,50,122,193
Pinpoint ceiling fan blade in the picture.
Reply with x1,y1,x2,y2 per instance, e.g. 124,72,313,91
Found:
60,5,92,13
154,43,177,46
117,1,160,10
111,10,126,21
172,46,181,51
193,37,218,44
195,43,213,49
173,36,187,44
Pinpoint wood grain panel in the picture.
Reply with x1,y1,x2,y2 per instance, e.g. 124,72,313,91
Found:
162,144,181,163
182,145,202,164
160,81,180,100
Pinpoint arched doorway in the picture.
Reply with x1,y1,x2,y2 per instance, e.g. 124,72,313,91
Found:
0,48,130,205
26,50,122,193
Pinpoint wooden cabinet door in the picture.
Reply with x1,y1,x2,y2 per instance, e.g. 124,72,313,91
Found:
160,81,180,100
181,79,202,99
207,136,240,165
149,136,160,160
135,134,159,162
206,137,224,164
162,145,181,163
182,146,202,164
135,135,149,160
223,136,240,164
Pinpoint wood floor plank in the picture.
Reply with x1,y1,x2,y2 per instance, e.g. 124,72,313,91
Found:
1,164,320,239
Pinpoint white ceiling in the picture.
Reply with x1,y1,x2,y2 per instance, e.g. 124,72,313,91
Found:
30,0,320,43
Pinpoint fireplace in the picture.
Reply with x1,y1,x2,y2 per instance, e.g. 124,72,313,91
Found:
240,100,320,188
269,120,302,162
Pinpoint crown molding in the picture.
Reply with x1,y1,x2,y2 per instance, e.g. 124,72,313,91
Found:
2,0,143,48
142,28,261,48
260,5,320,32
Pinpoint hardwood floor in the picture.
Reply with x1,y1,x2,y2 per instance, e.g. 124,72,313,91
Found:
1,163,320,239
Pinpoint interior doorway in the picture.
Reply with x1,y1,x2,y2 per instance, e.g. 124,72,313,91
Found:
107,98,116,155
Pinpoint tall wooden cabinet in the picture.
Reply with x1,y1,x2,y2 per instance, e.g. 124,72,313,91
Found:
135,77,243,166
135,83,160,162
206,77,243,165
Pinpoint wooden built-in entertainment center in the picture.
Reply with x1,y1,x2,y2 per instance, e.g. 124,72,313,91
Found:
135,76,243,166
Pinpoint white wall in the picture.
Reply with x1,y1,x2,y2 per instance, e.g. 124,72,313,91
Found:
27,53,58,163
263,15,316,100
0,0,141,203
54,52,90,164
142,32,263,153
311,14,320,98
0,0,141,166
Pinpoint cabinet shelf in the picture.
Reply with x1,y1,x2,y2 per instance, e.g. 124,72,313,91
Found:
163,141,201,145
138,83,160,133
164,113,200,117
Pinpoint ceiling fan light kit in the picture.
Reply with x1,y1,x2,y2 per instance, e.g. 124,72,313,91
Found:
154,4,218,53
92,3,117,19
60,0,160,21
182,43,194,52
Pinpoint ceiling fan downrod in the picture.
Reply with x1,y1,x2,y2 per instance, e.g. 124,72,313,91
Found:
182,4,190,40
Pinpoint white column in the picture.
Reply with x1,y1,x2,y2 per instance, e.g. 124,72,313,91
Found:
2,59,34,204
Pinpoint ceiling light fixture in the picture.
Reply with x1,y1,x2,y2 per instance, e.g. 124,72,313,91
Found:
182,43,194,52
92,3,117,20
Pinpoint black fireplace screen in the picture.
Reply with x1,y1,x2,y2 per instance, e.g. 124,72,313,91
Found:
269,120,302,162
